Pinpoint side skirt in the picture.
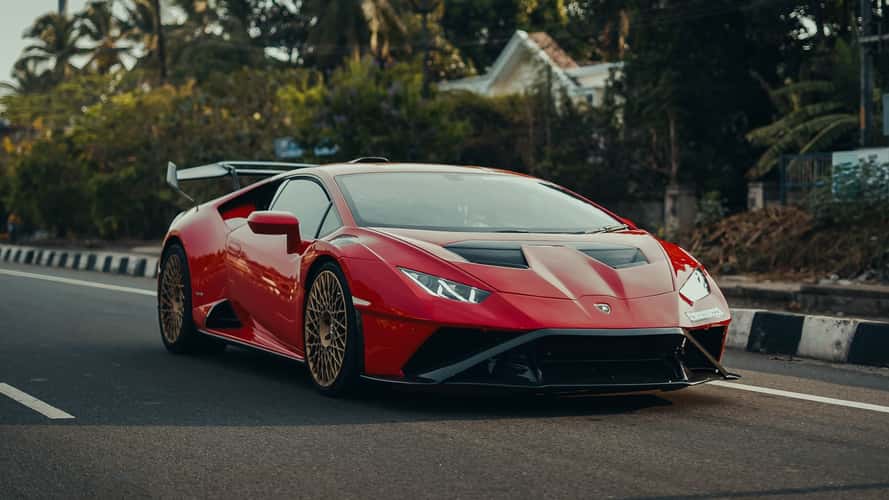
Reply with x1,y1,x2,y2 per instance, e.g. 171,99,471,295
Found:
199,328,305,363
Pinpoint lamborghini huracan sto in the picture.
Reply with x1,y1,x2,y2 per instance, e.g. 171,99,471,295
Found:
158,159,737,396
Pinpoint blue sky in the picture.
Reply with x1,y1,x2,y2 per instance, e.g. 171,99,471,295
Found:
0,1,89,84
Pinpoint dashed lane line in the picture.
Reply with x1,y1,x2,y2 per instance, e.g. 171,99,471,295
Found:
0,383,75,420
710,380,889,415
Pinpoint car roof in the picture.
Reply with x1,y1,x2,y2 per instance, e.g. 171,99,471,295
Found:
299,162,527,178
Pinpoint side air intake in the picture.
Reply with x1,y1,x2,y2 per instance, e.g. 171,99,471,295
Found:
205,300,242,329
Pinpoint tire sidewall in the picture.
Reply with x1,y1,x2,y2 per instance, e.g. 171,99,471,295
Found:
304,262,363,396
158,243,198,353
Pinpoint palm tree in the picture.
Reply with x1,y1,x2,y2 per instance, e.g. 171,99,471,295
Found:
0,59,56,94
745,80,857,179
122,0,167,79
77,1,131,74
18,13,85,81
168,0,217,34
306,0,406,69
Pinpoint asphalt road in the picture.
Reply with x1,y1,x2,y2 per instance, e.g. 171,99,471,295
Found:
1,261,888,499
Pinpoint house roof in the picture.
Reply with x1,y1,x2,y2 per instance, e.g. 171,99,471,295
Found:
526,32,578,70
438,30,622,99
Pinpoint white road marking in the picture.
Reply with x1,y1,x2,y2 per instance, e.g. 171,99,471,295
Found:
0,268,155,296
710,380,889,415
0,383,75,420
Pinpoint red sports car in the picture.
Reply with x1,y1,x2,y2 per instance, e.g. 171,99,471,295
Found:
158,159,737,396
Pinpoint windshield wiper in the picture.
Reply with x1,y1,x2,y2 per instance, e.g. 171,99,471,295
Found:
586,224,629,234
492,229,532,233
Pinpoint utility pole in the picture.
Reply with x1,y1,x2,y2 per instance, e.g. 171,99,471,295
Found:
58,0,67,16
411,0,439,98
860,0,874,147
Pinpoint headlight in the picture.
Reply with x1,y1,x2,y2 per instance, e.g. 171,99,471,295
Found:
679,268,710,303
400,268,490,304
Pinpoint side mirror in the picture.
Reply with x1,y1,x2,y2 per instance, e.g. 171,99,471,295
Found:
247,211,302,254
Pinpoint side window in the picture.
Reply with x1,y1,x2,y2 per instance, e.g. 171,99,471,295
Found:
317,206,343,238
271,179,330,240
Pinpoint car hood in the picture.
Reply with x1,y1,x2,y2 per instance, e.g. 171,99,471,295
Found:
372,228,676,300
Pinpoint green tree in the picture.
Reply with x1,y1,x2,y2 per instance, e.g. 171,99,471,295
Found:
18,13,86,81
305,0,407,70
440,0,572,71
77,1,131,74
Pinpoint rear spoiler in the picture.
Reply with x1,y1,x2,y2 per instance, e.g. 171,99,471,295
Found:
166,160,316,203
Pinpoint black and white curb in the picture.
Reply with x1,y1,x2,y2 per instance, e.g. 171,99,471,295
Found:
0,244,158,279
727,309,889,368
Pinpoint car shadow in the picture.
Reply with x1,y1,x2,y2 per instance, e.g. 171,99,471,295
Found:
1,340,732,427
139,344,727,425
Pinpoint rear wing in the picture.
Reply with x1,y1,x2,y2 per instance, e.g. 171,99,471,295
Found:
166,160,316,203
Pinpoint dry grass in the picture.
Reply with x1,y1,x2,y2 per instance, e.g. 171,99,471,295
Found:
689,206,889,281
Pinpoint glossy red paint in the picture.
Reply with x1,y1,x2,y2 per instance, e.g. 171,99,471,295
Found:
246,211,302,253
160,163,732,380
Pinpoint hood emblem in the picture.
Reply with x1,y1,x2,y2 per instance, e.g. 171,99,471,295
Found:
594,303,612,314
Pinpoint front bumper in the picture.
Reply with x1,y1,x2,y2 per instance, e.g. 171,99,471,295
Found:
363,326,739,391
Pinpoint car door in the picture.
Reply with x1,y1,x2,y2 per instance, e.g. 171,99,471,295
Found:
226,177,340,352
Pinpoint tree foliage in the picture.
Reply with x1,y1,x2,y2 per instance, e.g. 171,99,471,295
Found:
2,0,889,240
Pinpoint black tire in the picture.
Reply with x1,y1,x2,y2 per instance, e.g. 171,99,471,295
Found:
157,243,225,355
303,262,363,396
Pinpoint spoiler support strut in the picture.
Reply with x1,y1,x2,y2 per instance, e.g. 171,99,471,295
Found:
165,160,317,204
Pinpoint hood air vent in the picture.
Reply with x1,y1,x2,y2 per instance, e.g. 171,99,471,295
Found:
444,241,648,270
444,241,529,269
578,245,648,269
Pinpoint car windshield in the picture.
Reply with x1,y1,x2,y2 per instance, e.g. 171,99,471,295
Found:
335,171,619,233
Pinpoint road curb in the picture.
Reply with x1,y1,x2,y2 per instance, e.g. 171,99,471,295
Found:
0,244,158,279
727,308,889,368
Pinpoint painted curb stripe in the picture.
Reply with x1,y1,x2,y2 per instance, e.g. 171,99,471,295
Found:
0,244,156,278
747,312,804,355
847,322,889,367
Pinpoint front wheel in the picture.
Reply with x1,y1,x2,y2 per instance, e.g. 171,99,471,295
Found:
303,263,362,396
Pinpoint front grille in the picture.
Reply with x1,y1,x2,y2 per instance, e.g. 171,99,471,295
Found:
445,332,687,386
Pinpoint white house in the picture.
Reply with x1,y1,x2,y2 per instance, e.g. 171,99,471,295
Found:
439,30,622,107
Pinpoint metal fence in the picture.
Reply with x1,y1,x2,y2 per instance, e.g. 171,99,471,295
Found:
778,153,833,206
779,149,889,206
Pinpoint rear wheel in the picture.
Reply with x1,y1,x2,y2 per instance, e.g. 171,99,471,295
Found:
158,243,224,354
303,263,362,396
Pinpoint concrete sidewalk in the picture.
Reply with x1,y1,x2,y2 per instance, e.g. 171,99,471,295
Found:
717,275,889,321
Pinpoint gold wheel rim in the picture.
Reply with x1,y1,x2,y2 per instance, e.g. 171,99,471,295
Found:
305,270,348,387
159,254,185,343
